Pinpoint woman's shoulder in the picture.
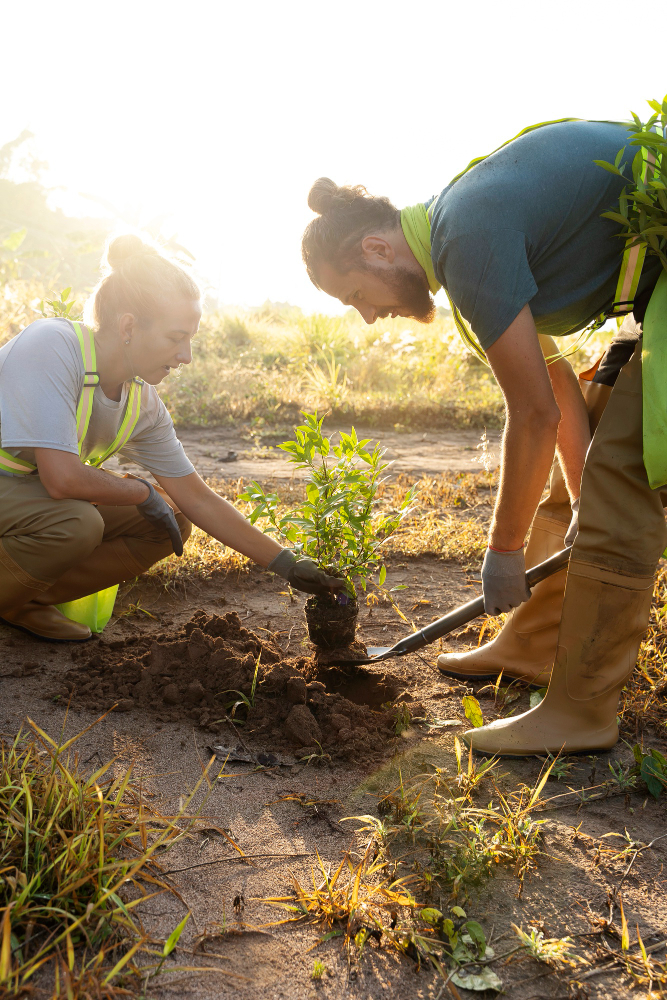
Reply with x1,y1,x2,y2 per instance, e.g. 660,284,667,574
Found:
0,318,83,372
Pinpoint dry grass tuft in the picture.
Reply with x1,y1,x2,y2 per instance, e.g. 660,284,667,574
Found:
0,716,214,997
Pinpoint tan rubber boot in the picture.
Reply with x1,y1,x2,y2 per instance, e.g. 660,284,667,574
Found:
437,378,612,686
462,560,654,756
437,513,567,686
0,542,91,642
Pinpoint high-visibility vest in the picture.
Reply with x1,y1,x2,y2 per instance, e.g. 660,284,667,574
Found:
0,321,142,475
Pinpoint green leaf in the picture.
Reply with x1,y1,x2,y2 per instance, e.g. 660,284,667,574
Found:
451,966,502,992
462,695,484,728
378,565,387,586
421,907,443,925
2,227,26,251
451,905,466,918
464,919,487,956
593,159,625,177
641,757,665,798
529,688,547,709
163,912,190,957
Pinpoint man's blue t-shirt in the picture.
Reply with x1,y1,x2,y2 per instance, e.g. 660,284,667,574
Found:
429,120,661,350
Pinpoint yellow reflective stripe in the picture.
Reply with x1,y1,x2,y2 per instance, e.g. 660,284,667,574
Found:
72,321,98,445
0,449,36,474
88,380,142,467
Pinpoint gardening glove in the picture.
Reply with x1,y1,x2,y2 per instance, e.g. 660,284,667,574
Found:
132,477,184,557
564,497,580,547
481,546,531,615
267,549,346,597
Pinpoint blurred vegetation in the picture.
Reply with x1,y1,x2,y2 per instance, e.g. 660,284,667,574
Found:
0,128,620,433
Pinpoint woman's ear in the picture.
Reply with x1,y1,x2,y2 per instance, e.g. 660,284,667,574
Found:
118,313,136,346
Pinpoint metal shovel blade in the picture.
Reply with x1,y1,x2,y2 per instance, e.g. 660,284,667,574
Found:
322,548,570,668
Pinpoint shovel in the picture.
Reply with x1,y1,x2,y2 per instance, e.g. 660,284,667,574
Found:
325,548,570,667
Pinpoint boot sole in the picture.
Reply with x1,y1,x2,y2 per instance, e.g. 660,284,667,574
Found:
438,665,547,690
0,616,93,644
462,734,618,758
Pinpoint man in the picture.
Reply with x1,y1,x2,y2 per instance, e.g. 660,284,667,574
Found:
301,119,666,756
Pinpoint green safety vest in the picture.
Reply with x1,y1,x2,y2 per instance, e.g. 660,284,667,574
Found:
0,320,142,475
0,320,144,633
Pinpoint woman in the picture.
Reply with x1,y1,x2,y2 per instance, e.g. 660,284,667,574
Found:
0,234,340,642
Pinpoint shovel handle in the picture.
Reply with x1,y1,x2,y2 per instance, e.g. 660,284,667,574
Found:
386,547,570,657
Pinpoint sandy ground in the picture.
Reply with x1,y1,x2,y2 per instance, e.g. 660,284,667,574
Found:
105,425,503,482
2,427,666,1000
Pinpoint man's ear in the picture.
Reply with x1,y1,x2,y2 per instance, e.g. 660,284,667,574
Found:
361,235,395,264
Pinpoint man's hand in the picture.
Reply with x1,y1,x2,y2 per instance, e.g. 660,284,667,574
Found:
134,477,184,556
481,546,531,615
267,549,346,597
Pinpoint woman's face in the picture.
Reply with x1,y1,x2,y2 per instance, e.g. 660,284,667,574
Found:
127,297,202,385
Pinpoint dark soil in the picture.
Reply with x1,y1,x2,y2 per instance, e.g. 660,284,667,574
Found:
55,610,404,758
304,594,358,648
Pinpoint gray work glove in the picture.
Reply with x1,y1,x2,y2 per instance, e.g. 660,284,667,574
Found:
564,497,580,547
481,546,531,615
267,549,346,597
134,477,184,557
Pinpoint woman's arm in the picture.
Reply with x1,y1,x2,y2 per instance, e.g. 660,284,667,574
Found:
156,471,283,567
485,305,561,550
538,335,590,502
36,450,150,504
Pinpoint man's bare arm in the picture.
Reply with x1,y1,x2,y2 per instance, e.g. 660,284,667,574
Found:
538,335,591,502
485,305,561,550
35,449,150,504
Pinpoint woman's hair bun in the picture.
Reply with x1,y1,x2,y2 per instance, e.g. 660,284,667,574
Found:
105,233,159,270
307,177,366,215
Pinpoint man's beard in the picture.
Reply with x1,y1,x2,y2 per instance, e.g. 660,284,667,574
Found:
379,265,436,323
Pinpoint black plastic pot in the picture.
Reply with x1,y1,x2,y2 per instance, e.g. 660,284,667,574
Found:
305,593,359,649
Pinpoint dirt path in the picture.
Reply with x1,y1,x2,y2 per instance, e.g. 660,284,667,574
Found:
3,558,666,998
107,425,502,482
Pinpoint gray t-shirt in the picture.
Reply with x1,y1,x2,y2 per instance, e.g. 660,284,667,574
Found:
429,120,662,350
0,318,195,478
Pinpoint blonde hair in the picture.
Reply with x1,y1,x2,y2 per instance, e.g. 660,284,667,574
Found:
84,233,201,330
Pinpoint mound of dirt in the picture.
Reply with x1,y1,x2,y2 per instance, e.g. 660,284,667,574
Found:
54,611,401,758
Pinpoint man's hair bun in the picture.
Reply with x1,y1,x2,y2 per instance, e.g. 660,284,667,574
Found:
307,177,367,215
105,233,160,270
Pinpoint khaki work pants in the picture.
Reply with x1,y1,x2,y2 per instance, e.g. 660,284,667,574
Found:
0,476,191,597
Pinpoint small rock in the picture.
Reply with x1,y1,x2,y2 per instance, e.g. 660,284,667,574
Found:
162,683,180,705
114,698,134,712
284,704,322,747
185,680,205,704
286,677,307,704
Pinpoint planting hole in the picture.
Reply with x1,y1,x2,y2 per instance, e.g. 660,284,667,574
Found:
317,666,402,708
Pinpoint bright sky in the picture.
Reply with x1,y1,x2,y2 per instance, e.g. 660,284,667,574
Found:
2,1,665,313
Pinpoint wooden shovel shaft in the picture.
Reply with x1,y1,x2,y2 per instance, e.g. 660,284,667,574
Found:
377,547,571,660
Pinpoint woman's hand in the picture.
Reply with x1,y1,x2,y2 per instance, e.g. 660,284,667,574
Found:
267,549,347,597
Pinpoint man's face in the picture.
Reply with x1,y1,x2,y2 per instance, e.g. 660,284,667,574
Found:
317,260,436,325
